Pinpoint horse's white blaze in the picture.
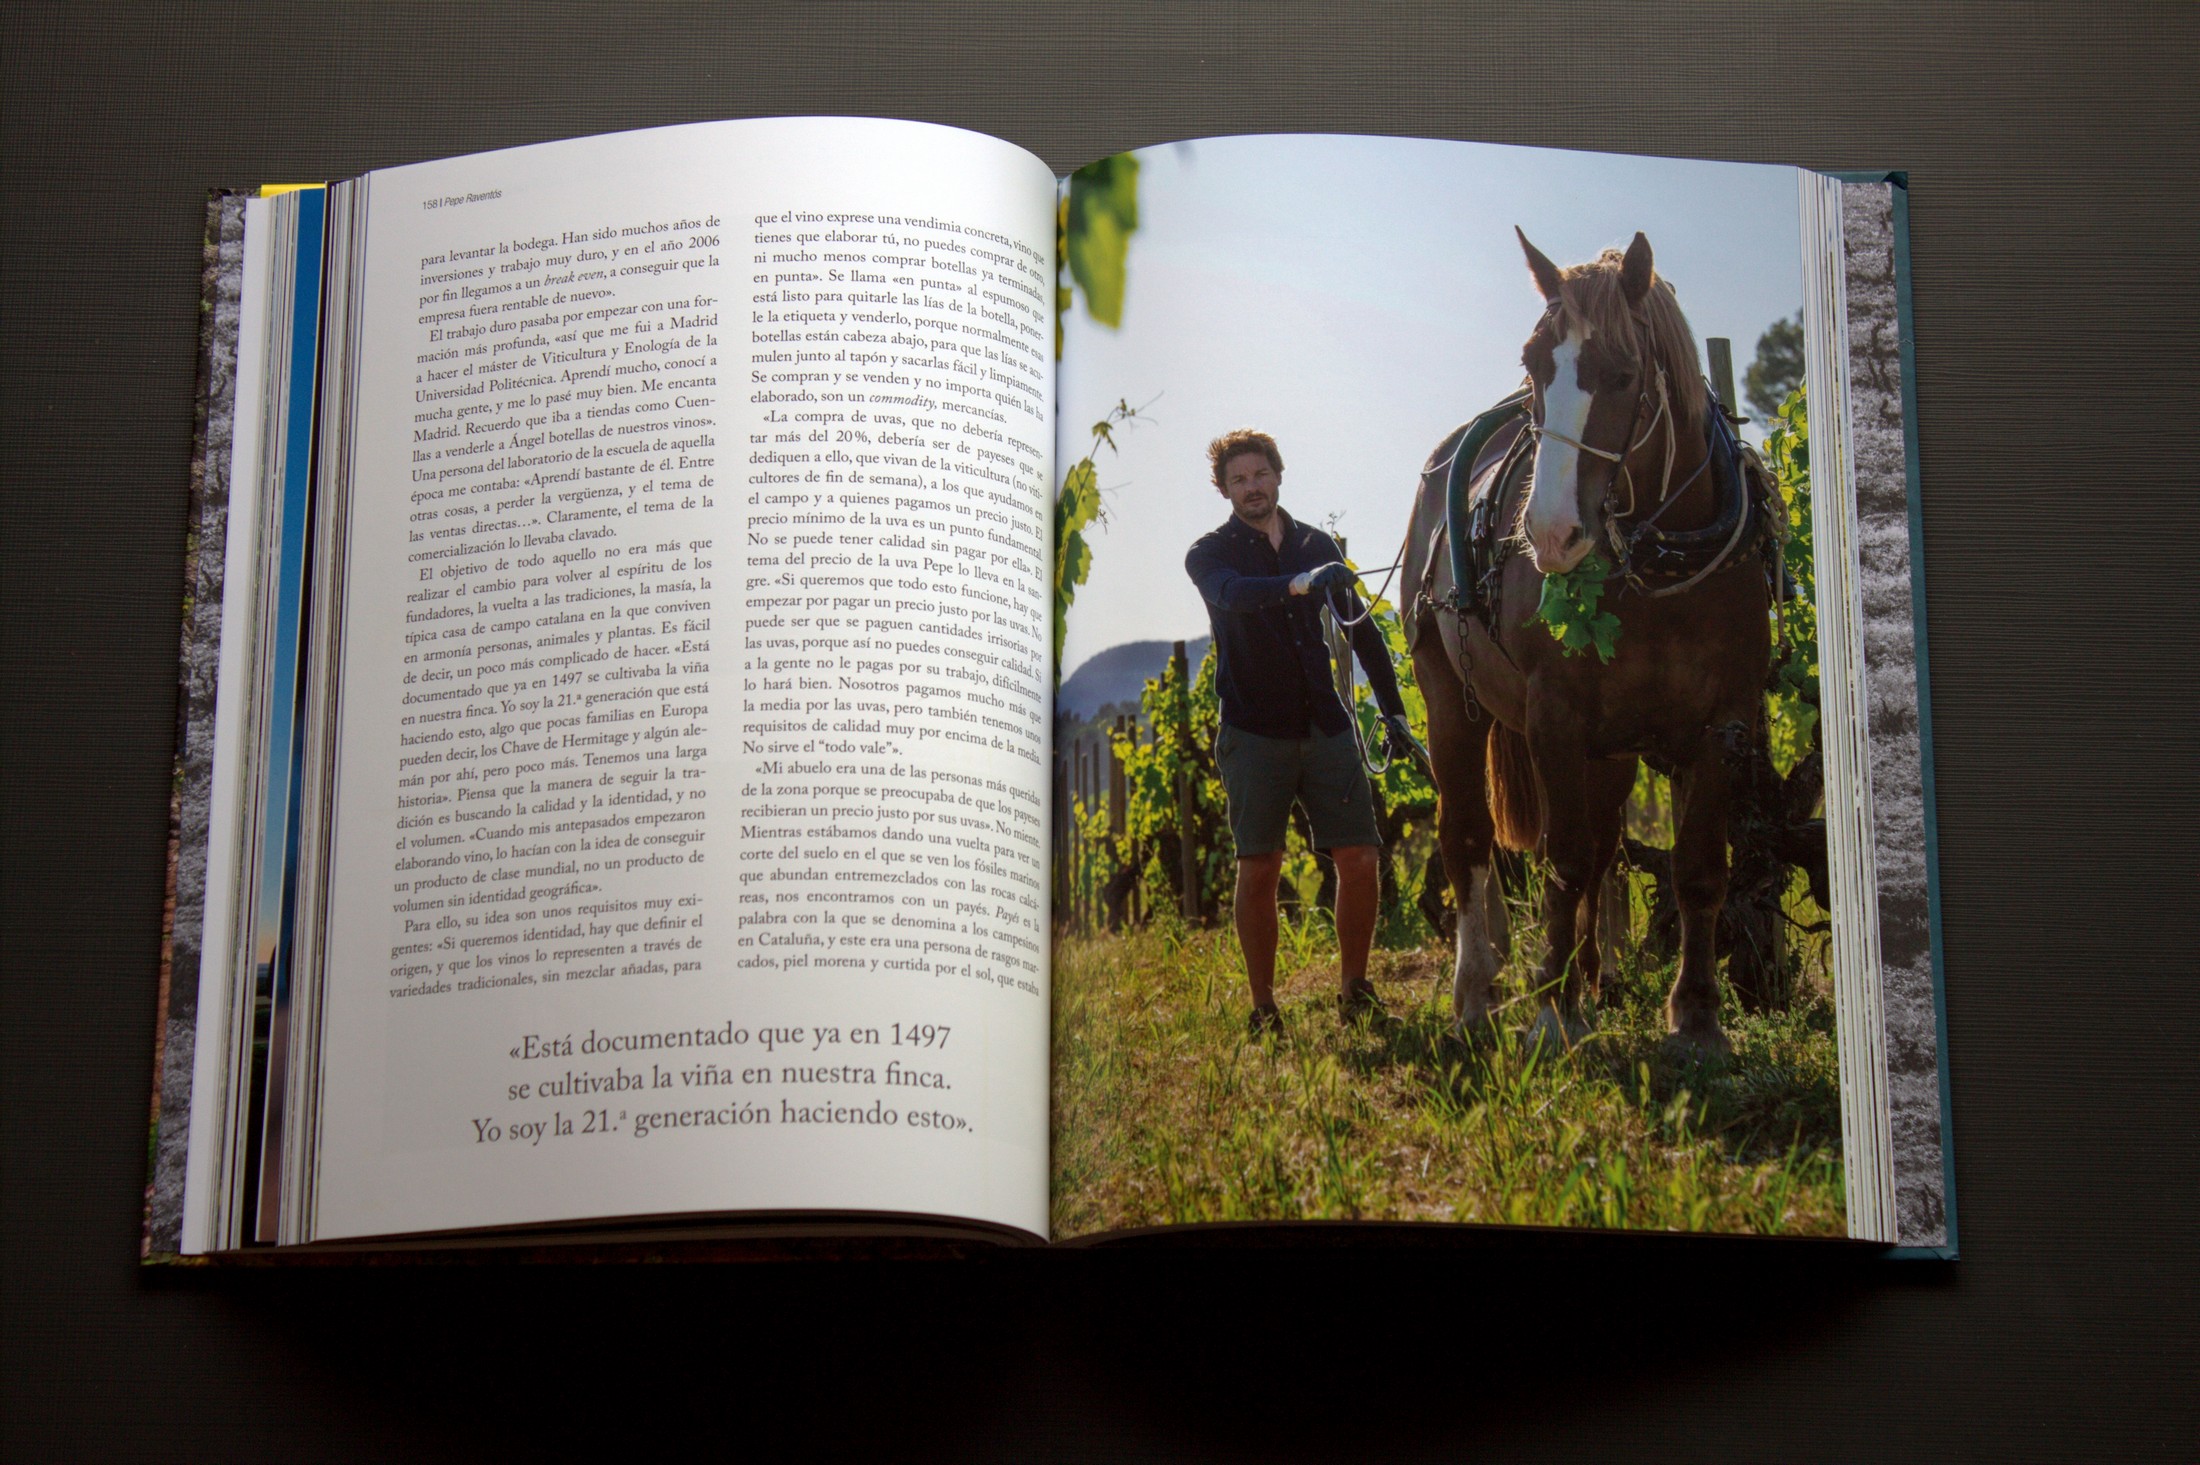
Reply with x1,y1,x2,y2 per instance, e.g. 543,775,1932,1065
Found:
1528,332,1594,570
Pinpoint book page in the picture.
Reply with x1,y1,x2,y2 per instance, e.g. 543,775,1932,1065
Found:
309,119,1056,1242
1050,135,1856,1242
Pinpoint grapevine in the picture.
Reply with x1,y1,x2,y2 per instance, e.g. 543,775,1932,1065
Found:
1072,594,1443,940
1761,387,1819,770
1052,402,1136,686
1051,152,1141,688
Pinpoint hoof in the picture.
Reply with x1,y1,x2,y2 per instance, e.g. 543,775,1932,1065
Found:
1524,1005,1591,1053
1451,985,1496,1034
1449,1006,1498,1045
1662,1022,1732,1060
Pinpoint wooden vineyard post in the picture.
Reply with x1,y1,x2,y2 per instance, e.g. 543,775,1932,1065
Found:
1052,736,1071,928
1069,737,1085,932
1107,715,1127,838
1078,736,1096,931
1097,715,1129,931
1122,717,1141,927
1172,640,1198,922
1707,336,1737,416
1067,738,1081,931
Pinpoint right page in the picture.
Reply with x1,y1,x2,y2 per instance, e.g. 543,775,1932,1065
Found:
1052,134,1941,1246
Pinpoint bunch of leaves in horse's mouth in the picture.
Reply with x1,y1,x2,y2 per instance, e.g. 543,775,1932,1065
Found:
1534,551,1622,662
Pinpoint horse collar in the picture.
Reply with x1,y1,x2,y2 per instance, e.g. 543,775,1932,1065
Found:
1611,400,1773,598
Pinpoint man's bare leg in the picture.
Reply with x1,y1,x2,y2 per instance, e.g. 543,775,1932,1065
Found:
1234,852,1286,1015
1331,844,1381,1006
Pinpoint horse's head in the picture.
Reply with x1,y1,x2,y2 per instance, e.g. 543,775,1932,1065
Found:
1515,228,1704,575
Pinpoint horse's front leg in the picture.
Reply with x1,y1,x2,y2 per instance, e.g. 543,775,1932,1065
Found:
1526,707,1594,1043
1414,636,1504,1033
1576,756,1637,1007
1667,738,1735,1055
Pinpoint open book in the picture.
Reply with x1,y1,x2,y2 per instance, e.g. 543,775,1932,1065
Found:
147,118,1953,1258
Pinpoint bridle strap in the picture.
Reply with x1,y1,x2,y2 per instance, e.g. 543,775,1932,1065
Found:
1524,304,1677,526
1529,378,1665,468
1506,301,1758,604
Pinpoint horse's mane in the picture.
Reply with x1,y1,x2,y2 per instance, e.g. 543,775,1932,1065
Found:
1559,249,1708,430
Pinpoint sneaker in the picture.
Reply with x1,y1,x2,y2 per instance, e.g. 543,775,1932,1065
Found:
1246,1003,1284,1039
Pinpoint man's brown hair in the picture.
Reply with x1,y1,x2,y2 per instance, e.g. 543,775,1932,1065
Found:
1207,430,1283,489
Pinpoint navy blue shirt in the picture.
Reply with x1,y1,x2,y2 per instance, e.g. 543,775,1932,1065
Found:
1185,507,1407,740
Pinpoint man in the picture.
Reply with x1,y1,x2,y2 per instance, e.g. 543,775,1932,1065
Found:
1185,430,1417,1035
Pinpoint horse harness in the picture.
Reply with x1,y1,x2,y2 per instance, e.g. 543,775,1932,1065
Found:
1418,373,1789,663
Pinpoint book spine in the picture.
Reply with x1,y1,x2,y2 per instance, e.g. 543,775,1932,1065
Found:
1838,175,1953,1256
145,191,252,1260
1811,170,1956,1256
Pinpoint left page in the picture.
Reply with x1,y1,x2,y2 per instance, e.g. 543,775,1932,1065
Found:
299,119,1057,1245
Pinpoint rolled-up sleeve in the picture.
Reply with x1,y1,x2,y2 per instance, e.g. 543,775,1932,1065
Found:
1186,537,1296,613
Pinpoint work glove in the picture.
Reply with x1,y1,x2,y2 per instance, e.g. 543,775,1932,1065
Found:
1382,713,1420,764
1291,562,1357,597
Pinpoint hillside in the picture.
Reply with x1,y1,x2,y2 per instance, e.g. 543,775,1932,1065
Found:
1057,636,1211,721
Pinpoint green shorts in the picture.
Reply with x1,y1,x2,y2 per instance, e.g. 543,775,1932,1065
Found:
1214,724,1382,859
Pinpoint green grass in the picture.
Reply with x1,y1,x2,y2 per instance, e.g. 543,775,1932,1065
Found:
1051,908,1845,1240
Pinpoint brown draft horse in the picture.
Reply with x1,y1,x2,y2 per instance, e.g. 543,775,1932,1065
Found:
1402,231,1769,1053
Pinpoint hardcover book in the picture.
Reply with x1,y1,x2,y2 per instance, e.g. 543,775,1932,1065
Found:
145,118,1953,1259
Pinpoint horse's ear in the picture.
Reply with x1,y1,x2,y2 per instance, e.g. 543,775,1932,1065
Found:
1620,231,1654,306
1517,227,1565,303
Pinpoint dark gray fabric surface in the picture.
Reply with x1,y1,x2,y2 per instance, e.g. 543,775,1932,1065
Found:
6,3,2196,1459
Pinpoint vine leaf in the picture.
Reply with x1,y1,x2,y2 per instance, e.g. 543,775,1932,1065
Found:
1063,154,1139,333
1053,458,1101,676
1534,553,1622,663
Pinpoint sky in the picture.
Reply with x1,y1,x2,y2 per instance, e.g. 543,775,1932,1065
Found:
1056,132,1803,681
